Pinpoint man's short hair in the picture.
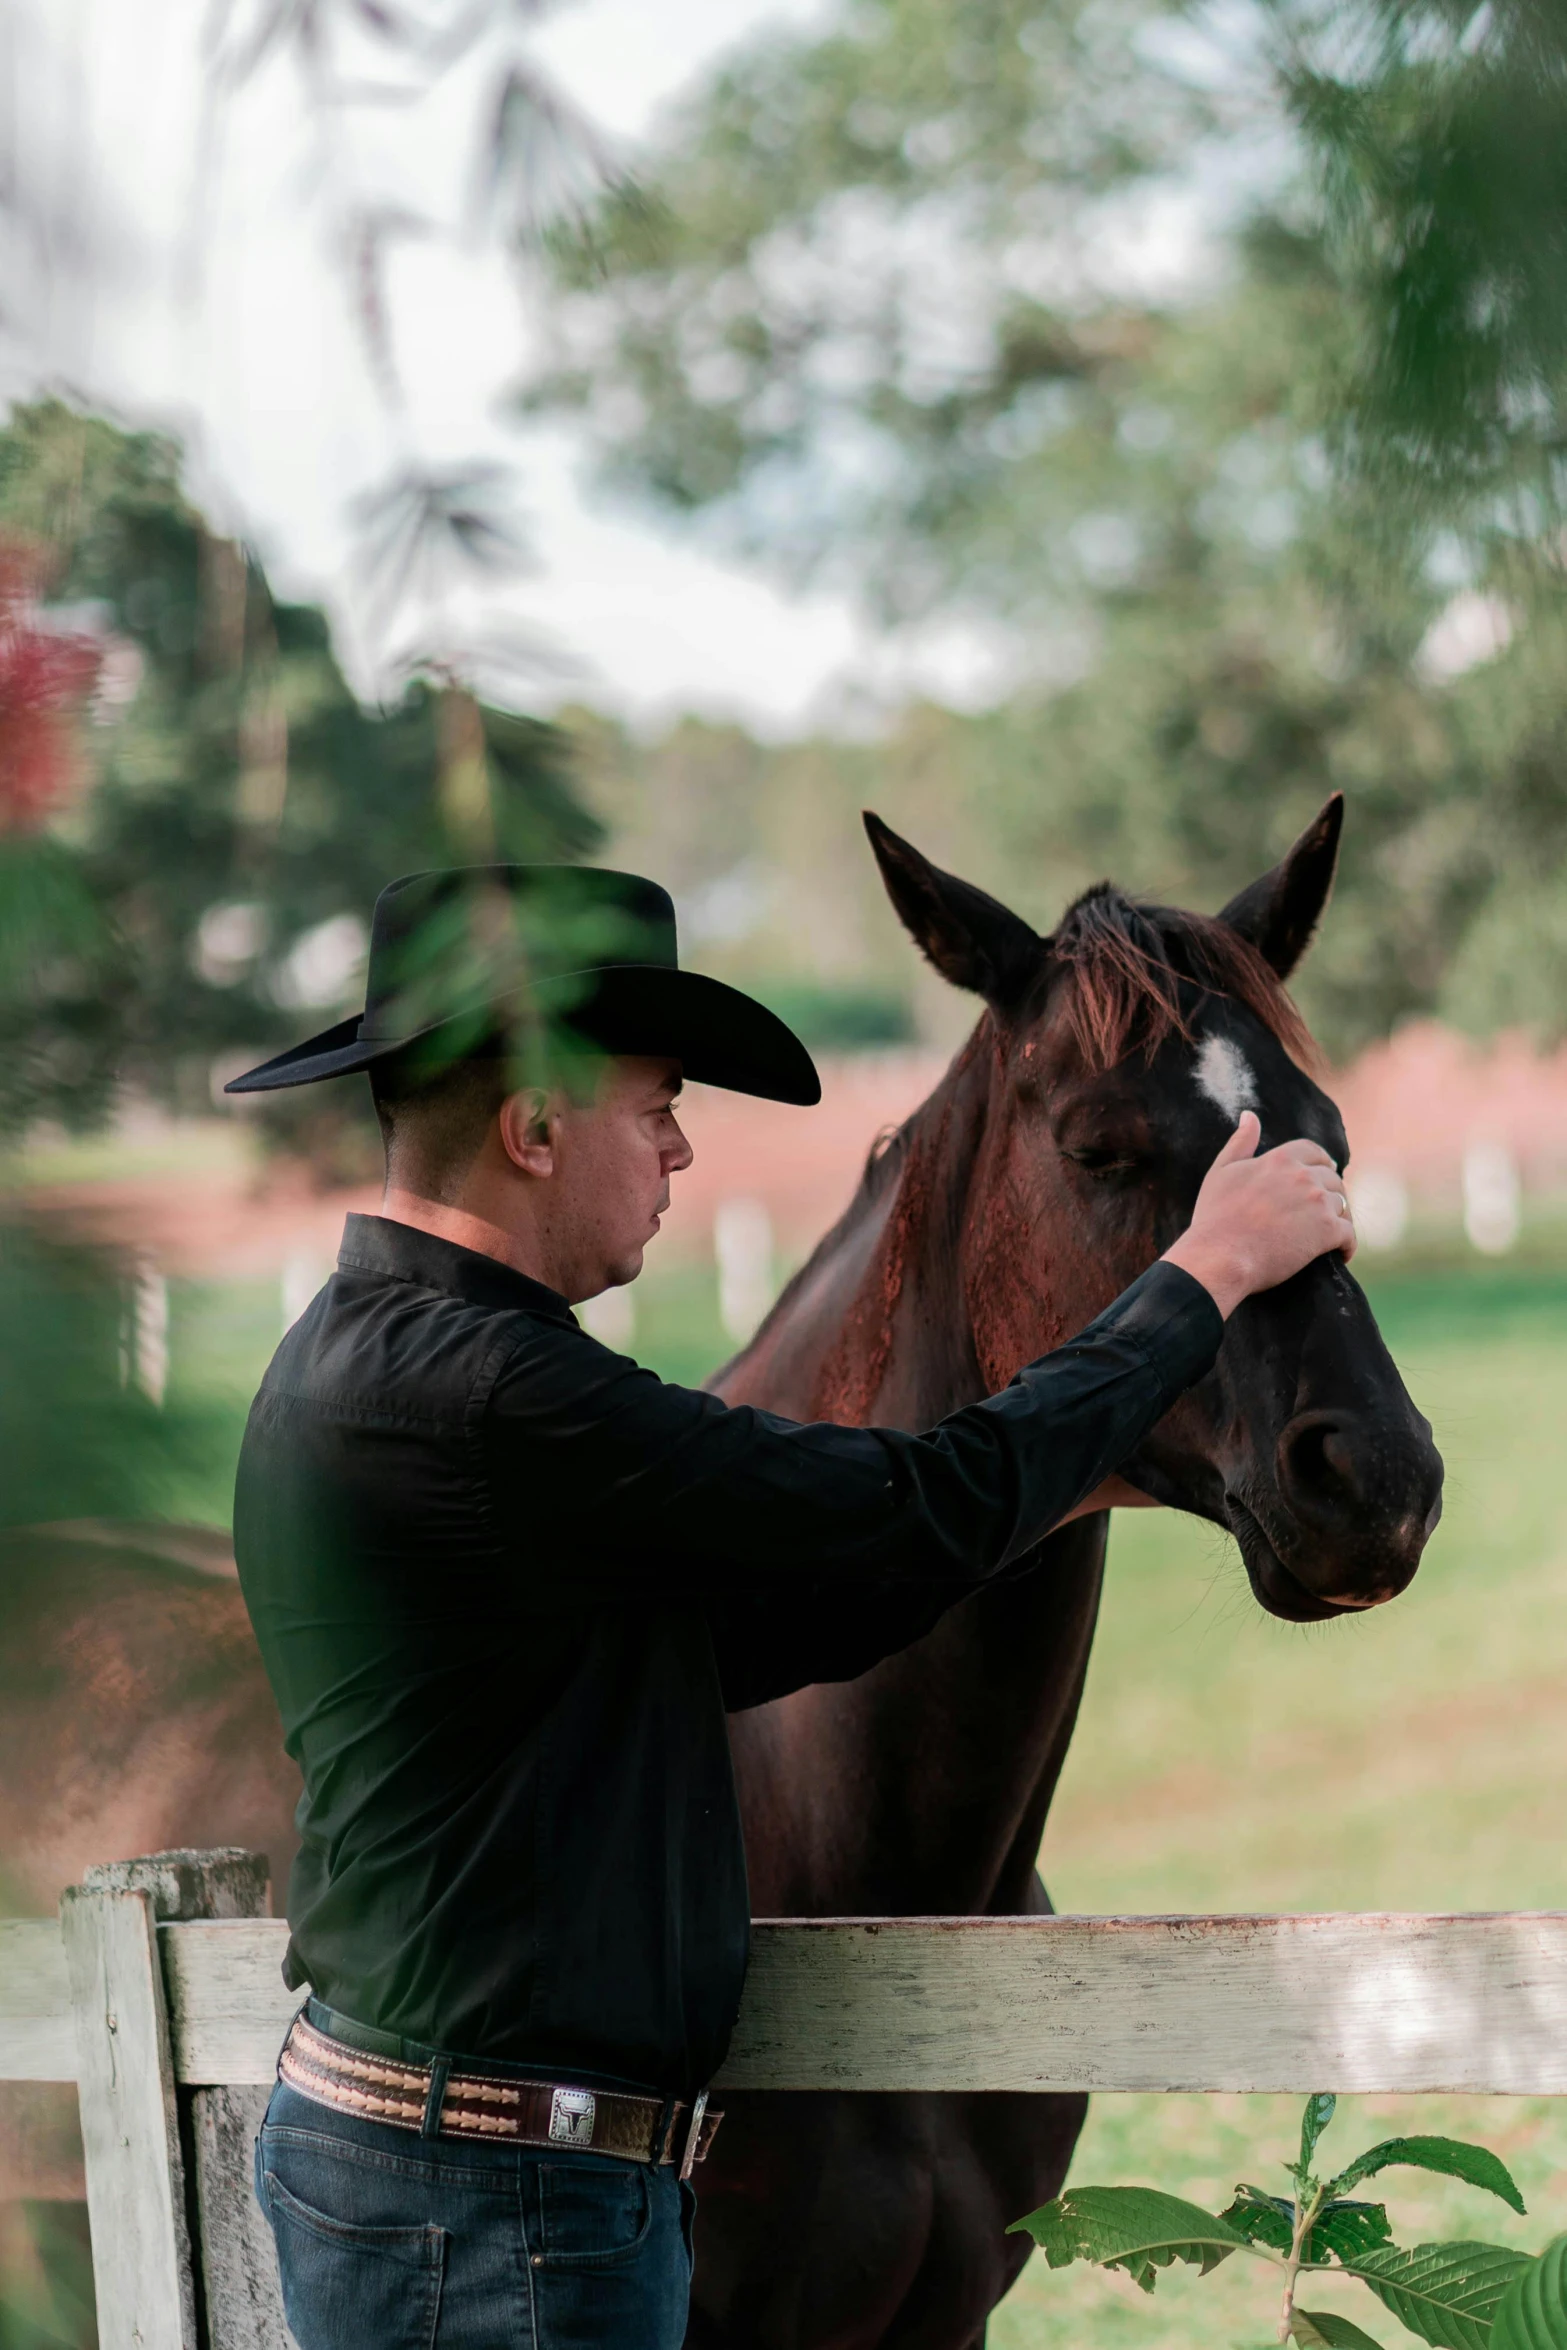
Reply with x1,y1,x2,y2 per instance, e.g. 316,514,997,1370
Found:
370,1049,512,1203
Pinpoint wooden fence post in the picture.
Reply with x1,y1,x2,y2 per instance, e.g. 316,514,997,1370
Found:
62,1870,198,2350
184,1889,294,2350
61,1849,287,2350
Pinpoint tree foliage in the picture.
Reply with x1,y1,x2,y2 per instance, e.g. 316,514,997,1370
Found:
533,0,1567,1055
534,0,1218,619
0,400,597,1167
1270,0,1567,533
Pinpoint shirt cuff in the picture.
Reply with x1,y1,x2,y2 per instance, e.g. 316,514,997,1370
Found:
1087,1259,1224,1405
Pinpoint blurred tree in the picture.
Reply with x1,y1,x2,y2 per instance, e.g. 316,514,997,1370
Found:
0,0,634,704
530,0,1218,623
1269,0,1567,535
531,0,1567,1055
0,399,599,1172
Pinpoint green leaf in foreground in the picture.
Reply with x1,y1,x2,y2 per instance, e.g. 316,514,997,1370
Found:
1292,2312,1388,2349
1492,2235,1567,2350
1311,2201,1396,2263
1300,2095,1340,2176
1007,2186,1243,2293
1346,2242,1534,2350
1330,2140,1527,2216
1222,2185,1394,2264
1223,2185,1296,2253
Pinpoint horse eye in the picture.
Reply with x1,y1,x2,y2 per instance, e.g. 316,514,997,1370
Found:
1065,1145,1138,1177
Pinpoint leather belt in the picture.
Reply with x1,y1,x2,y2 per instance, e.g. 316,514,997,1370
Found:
279,2014,722,2177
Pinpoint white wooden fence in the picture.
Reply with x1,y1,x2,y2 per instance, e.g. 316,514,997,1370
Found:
4,1851,1566,2350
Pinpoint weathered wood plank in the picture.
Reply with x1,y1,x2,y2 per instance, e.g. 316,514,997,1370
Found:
62,1886,198,2350
192,2083,296,2350
721,1914,1567,2093
0,1858,279,2088
170,1854,297,2350
85,1848,272,1922
151,1912,1567,2096
0,1919,73,2081
162,1921,305,2086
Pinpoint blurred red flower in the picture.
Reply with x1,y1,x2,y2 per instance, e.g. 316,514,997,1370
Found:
0,536,103,832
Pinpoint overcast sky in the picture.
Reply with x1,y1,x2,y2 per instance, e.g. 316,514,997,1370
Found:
5,0,928,734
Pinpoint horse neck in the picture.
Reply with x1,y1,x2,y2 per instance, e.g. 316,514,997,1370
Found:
727,1006,1081,1425
798,1010,1076,1426
809,1021,997,1424
723,1017,1107,1916
714,1020,994,1421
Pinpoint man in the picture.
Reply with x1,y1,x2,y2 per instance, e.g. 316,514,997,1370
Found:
229,863,1353,2350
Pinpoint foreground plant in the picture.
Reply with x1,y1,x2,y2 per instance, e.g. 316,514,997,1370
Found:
1010,2094,1567,2346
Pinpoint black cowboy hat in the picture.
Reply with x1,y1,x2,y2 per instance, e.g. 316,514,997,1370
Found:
223,864,821,1106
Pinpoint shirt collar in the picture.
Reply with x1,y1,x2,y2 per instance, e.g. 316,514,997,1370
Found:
337,1213,578,1325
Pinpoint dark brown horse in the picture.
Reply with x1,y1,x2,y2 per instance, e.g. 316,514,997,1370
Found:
1,800,1442,2350
688,796,1443,2348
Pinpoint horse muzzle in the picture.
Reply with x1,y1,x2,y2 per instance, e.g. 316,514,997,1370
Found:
1226,1404,1445,1622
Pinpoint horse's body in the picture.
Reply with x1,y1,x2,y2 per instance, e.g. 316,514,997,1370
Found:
0,801,1443,2349
689,1038,1107,2348
687,802,1443,2347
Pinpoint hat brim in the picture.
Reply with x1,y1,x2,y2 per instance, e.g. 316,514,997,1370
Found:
223,966,821,1106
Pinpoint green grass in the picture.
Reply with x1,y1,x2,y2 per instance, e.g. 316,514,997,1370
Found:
158,1277,284,1523
0,1121,251,1192
995,1260,1567,2346
0,2205,96,2350
624,1252,734,1388
1361,1254,1567,1347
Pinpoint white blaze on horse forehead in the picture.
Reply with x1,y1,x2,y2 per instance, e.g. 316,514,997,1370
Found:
1194,1032,1260,1120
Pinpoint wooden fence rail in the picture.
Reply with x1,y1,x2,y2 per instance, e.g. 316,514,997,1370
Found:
3,1852,1566,2350
12,1909,1567,2097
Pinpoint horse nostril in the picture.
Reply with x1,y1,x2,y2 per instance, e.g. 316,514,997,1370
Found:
1266,1410,1442,1603
1277,1412,1366,1517
1320,1430,1356,1486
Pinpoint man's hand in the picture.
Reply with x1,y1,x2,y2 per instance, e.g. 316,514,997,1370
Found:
1162,1110,1355,1320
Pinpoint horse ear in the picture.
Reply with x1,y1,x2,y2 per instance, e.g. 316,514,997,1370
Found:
863,812,1042,1005
1217,794,1344,980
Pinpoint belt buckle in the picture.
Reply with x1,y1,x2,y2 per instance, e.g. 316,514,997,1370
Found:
547,2086,597,2147
678,2089,709,2181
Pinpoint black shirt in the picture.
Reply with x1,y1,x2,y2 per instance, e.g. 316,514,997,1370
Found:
234,1214,1221,2096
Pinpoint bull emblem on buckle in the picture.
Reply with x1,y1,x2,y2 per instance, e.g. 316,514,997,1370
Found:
548,2087,596,2146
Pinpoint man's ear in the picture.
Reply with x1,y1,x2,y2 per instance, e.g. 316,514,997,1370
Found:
1217,794,1343,980
499,1087,554,1176
863,812,1042,1007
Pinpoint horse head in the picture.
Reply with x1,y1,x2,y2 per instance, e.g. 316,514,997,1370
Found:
864,794,1443,1622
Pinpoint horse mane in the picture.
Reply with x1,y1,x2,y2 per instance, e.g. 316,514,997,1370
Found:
1050,885,1319,1074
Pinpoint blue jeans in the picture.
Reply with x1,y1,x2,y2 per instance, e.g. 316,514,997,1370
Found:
255,2081,695,2349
